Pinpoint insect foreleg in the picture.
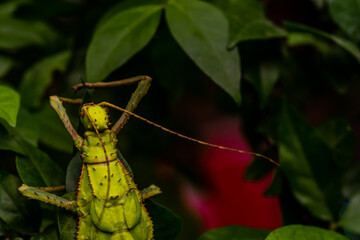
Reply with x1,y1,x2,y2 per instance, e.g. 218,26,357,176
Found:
18,184,78,213
49,95,83,150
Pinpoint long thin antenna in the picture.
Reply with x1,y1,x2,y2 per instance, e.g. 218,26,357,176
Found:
98,102,280,167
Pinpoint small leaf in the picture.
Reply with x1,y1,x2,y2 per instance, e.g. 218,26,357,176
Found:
339,191,360,234
329,0,360,41
146,200,181,240
0,85,20,127
166,0,241,104
198,225,270,240
15,138,65,187
20,51,71,108
284,22,360,64
315,118,355,170
0,170,40,234
0,55,13,78
210,0,286,47
265,225,349,240
278,103,343,221
65,152,82,192
86,4,163,83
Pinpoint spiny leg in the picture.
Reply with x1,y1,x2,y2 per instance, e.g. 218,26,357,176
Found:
72,75,152,134
141,185,162,200
18,184,78,213
50,96,83,150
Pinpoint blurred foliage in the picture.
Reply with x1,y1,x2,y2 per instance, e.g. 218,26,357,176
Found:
0,0,360,239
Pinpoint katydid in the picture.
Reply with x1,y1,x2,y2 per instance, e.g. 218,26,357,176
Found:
18,75,278,240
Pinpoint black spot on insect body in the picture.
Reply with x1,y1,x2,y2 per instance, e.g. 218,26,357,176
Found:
100,182,103,185
104,175,107,178
111,174,114,177
118,179,121,183
92,168,96,171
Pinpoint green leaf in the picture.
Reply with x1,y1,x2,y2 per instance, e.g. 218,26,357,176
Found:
65,152,82,192
210,0,286,47
198,225,270,240
284,22,360,64
0,18,55,49
146,200,181,240
57,192,77,240
0,170,40,234
15,138,65,187
278,103,343,221
86,4,163,83
30,227,58,240
339,191,360,234
166,0,241,105
0,0,30,17
266,225,349,240
0,85,20,127
13,108,40,146
35,104,73,153
0,55,13,78
0,126,24,154
315,118,355,170
245,61,280,107
329,0,360,41
20,51,71,108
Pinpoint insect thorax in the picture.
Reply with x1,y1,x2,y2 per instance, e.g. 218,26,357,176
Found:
81,130,118,163
81,104,110,131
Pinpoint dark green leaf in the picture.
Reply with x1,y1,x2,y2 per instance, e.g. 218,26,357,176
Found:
245,61,280,107
265,225,349,240
286,33,330,53
20,51,71,108
86,4,163,83
57,192,77,240
65,152,82,192
329,0,360,41
0,126,24,154
264,170,282,196
35,104,73,153
146,200,181,240
166,0,241,104
0,170,40,234
0,85,20,127
198,225,270,240
284,22,360,63
0,55,13,78
339,191,360,234
15,138,65,187
13,108,40,146
0,18,55,49
0,0,30,17
278,103,342,221
245,157,274,181
30,227,58,240
315,118,355,169
210,0,286,47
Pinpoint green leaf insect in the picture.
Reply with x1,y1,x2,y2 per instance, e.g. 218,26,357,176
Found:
19,76,162,240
